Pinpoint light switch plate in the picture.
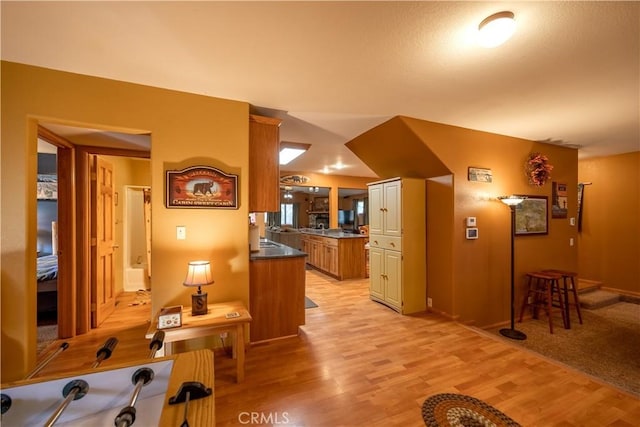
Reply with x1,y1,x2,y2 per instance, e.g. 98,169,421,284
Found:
466,217,477,227
176,226,186,240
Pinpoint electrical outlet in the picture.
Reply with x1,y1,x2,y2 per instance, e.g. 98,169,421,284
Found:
427,297,433,307
570,238,574,246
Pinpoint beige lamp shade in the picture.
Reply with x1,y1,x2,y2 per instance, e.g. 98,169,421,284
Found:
498,195,526,207
183,260,214,288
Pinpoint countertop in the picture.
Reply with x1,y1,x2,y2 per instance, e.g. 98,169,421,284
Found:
299,228,368,239
250,239,307,260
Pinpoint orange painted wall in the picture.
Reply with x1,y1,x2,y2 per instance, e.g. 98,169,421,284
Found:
426,176,454,317
407,117,580,327
578,152,640,294
348,116,579,327
1,61,249,380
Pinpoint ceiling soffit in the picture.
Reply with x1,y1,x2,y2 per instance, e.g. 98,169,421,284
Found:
346,117,451,180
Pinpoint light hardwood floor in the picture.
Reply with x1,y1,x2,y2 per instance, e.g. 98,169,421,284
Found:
34,271,639,426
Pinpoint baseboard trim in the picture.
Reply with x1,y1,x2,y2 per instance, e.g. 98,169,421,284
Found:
600,286,640,300
426,307,460,322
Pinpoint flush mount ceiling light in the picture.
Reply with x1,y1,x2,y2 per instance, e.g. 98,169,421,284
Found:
279,141,311,165
477,11,516,48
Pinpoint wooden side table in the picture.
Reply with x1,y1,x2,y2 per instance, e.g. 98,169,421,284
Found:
146,300,251,382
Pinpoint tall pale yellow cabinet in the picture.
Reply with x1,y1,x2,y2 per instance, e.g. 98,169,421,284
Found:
368,177,426,314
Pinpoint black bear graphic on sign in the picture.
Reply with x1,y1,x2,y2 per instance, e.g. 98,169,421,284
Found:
192,181,214,195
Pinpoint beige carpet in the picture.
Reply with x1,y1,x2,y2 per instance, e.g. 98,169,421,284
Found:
487,302,640,396
37,324,58,355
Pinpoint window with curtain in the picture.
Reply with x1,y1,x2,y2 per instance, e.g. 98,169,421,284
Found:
281,203,294,226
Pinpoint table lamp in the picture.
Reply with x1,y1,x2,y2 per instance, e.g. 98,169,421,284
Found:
183,260,214,316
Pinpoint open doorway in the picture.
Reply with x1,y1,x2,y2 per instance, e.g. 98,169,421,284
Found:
36,140,59,353
36,123,151,353
123,185,151,292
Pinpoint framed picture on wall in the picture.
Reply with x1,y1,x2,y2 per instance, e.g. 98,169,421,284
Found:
467,167,493,183
37,174,58,200
515,196,548,235
165,165,238,209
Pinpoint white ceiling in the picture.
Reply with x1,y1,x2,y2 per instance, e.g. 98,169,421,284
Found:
3,1,639,178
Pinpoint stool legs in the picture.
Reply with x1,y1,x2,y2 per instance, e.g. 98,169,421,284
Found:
520,273,566,334
543,270,583,328
568,275,583,325
550,278,567,331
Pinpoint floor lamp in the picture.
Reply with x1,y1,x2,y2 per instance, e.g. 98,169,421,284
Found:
498,195,527,340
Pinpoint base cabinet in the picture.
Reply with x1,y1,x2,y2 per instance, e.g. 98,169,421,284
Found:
250,256,306,342
300,234,366,280
368,177,426,314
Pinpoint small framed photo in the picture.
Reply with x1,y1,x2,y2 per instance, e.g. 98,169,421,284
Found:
465,227,479,239
468,167,493,183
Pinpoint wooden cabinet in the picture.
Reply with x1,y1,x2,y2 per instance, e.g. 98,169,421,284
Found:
300,233,366,280
368,177,426,314
249,114,282,212
369,179,402,237
322,238,339,276
250,255,306,343
370,246,404,310
307,238,323,268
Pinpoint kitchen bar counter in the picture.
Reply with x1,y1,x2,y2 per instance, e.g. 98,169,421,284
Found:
250,239,307,260
300,228,368,239
249,239,306,343
300,231,368,280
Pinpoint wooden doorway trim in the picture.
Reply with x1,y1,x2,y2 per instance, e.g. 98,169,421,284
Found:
76,147,93,334
37,126,78,338
39,125,151,337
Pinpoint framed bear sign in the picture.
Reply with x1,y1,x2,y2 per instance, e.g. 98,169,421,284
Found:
165,165,238,209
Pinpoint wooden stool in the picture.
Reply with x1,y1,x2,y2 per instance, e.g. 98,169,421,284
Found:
543,269,583,328
519,272,567,334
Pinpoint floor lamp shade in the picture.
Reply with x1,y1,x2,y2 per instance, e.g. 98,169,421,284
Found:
183,260,214,316
498,196,527,340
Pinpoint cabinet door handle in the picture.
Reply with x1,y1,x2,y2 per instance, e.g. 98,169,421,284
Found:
389,242,395,247
373,240,378,245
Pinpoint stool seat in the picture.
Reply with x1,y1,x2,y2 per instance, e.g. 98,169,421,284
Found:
528,272,562,280
520,271,566,334
543,269,577,277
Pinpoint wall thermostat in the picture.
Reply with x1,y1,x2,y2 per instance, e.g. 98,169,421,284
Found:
466,217,477,227
466,228,479,240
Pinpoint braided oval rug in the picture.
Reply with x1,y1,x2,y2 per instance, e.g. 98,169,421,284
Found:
422,393,521,427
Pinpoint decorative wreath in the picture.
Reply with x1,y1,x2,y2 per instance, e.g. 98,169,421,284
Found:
526,152,553,187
